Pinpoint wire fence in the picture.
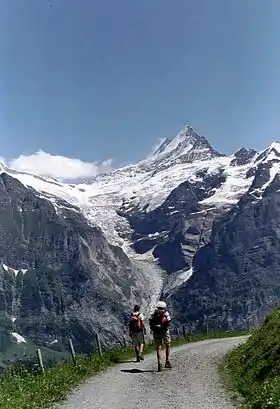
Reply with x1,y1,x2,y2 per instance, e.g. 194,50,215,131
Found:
0,317,254,380
0,325,195,379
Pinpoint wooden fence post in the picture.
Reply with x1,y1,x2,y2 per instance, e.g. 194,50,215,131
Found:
182,326,186,339
176,327,180,339
247,319,250,331
96,333,102,356
68,338,76,364
36,349,45,373
123,336,127,348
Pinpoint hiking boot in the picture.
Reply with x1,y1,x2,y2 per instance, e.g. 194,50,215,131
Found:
165,360,172,369
136,356,141,362
158,362,163,372
139,355,144,361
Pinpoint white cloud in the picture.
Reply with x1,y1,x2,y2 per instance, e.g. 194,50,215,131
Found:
100,158,113,168
7,150,113,180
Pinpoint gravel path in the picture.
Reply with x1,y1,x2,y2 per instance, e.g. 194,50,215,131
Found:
57,336,246,409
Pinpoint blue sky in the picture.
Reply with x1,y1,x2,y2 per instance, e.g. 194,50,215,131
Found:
1,0,280,177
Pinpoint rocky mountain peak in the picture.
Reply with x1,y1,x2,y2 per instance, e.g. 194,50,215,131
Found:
151,125,206,157
143,125,223,172
254,141,280,164
231,148,257,166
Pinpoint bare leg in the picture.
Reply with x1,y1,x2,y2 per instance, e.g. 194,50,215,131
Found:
164,342,172,368
166,342,171,361
139,343,144,360
157,344,162,363
157,342,163,371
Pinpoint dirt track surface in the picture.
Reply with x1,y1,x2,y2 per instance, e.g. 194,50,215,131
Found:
58,336,246,409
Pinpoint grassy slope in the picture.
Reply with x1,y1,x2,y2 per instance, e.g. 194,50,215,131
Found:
0,341,69,370
226,306,280,409
0,330,248,409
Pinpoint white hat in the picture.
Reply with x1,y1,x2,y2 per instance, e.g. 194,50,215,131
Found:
156,301,167,309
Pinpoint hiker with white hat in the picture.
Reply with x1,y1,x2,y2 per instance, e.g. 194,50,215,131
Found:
149,301,172,372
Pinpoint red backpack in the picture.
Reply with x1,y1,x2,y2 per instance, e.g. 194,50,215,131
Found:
149,309,169,332
129,313,143,333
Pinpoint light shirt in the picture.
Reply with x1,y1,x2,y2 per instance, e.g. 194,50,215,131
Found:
132,312,144,321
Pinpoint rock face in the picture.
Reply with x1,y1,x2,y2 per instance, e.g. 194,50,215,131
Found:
169,173,280,332
0,173,161,363
1,126,280,360
116,134,280,332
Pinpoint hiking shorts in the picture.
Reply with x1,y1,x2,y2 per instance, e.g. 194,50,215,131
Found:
131,332,144,346
153,330,171,346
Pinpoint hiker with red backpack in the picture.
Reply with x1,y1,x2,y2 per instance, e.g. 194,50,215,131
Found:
129,304,146,362
149,301,172,372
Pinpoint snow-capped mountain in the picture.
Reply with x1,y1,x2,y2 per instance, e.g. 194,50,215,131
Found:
3,125,278,259
0,127,260,239
1,124,280,359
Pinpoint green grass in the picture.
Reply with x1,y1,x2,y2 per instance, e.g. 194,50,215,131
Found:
225,306,280,409
0,329,249,409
